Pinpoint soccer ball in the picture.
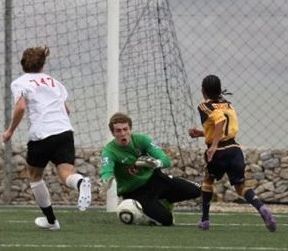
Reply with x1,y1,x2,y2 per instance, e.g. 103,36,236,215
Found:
116,199,148,225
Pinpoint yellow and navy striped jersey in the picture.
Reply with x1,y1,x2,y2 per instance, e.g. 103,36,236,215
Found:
198,98,239,145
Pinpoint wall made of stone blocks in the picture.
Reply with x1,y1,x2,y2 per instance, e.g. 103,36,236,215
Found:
0,146,287,206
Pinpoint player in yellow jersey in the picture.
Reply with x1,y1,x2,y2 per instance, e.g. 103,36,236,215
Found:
189,75,276,232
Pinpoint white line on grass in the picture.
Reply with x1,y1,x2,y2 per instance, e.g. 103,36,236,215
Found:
178,223,288,227
1,208,287,218
177,212,288,218
6,220,288,227
7,220,29,223
0,209,74,213
0,244,287,250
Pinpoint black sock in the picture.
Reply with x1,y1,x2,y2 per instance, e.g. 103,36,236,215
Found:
77,179,83,191
40,206,56,224
244,189,263,210
201,191,213,221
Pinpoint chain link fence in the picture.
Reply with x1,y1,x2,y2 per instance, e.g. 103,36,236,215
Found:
170,0,288,149
1,0,287,149
0,0,287,205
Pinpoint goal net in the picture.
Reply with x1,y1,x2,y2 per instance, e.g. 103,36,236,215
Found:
0,0,196,152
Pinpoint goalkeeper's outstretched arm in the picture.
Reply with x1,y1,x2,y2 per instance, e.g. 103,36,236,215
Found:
100,151,115,182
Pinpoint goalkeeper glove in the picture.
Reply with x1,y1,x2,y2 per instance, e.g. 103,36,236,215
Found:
135,156,162,169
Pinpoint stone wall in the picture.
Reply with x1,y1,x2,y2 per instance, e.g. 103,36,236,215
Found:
0,145,288,206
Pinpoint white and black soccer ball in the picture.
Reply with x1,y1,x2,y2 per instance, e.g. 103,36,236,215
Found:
116,199,148,225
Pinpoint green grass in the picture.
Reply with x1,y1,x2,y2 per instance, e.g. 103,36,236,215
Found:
0,207,287,251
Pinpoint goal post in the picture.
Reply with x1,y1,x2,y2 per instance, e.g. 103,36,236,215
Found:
0,0,196,206
3,0,13,203
106,0,119,212
0,0,195,150
107,0,119,129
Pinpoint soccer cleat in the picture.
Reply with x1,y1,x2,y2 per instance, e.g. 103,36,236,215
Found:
35,217,60,231
259,205,277,232
78,177,92,211
198,220,210,230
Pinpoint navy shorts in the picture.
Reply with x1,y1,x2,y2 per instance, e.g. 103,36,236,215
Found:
26,130,75,168
205,146,245,185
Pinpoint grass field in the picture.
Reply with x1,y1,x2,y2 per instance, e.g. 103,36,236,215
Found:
0,207,287,251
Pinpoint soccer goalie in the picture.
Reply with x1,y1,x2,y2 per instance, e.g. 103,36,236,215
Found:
100,112,201,226
188,74,276,232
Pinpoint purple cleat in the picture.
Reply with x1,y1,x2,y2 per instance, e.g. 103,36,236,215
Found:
259,205,277,232
198,220,210,230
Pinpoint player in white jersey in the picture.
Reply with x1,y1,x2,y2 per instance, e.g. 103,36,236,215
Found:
2,46,92,231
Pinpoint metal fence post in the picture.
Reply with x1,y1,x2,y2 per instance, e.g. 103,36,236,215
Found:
3,0,13,203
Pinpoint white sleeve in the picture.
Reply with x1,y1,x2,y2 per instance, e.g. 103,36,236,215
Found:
59,82,68,101
11,81,28,104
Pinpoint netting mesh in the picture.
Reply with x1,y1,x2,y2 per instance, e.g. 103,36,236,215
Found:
119,0,194,148
1,0,108,147
1,0,288,150
169,0,288,149
0,0,195,150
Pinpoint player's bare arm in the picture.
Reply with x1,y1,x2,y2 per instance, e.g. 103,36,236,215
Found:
2,96,26,142
64,102,70,115
206,120,225,162
188,128,204,138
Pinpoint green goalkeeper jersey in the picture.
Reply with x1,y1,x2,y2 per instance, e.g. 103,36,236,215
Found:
100,133,171,195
